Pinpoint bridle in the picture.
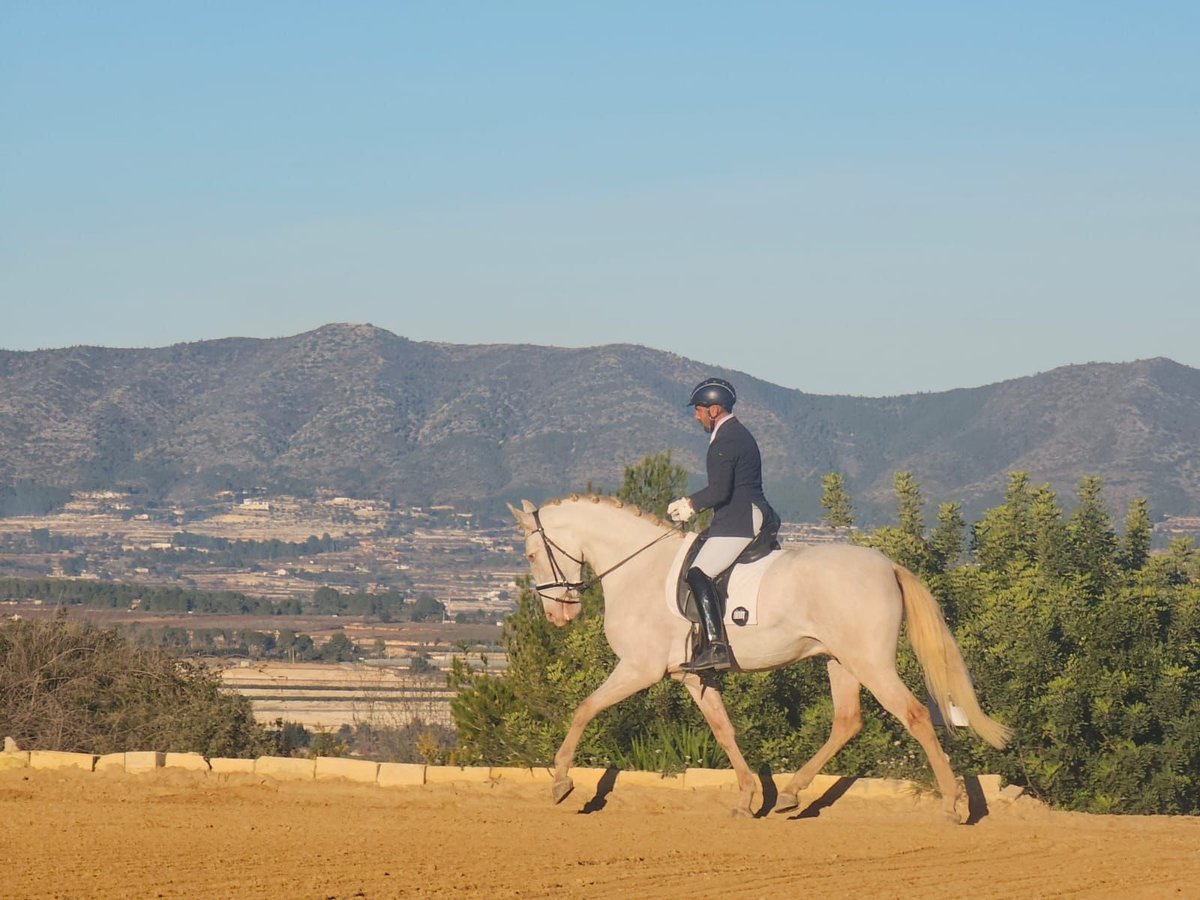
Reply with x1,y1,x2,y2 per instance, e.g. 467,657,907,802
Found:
530,507,683,604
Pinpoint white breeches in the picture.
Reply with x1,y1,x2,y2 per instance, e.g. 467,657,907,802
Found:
692,505,764,577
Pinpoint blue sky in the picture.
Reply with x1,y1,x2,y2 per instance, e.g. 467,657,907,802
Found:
2,2,1196,395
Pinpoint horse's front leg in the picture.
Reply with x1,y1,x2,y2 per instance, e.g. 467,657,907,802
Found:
678,673,758,817
551,660,662,804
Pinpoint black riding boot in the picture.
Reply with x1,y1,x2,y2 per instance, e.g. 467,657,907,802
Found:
681,566,731,672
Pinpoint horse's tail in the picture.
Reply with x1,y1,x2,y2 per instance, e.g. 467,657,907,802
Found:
893,564,1012,749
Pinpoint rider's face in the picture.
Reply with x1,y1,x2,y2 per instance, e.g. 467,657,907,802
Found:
693,404,722,433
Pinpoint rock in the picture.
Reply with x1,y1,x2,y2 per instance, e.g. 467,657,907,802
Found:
29,750,97,771
4,736,21,753
998,784,1025,802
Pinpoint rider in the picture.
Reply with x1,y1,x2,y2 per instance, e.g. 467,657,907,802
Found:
667,377,779,672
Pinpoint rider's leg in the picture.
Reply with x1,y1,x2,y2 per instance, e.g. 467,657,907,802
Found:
682,507,763,673
681,552,747,672
681,564,735,671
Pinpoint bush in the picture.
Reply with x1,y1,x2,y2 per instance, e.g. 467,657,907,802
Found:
0,614,270,757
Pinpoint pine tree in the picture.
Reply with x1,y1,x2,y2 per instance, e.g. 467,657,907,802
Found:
617,451,688,519
819,472,854,530
1119,497,1153,572
929,501,965,573
894,471,925,540
972,471,1034,572
1030,484,1070,577
859,471,932,574
1067,476,1117,592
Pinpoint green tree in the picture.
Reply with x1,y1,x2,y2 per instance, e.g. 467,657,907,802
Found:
1067,476,1117,593
312,585,342,613
819,472,854,530
929,501,965,573
1026,484,1070,577
1145,537,1200,586
411,594,446,622
972,472,1035,573
617,451,688,519
860,471,933,573
894,471,924,540
319,631,357,662
1119,497,1153,573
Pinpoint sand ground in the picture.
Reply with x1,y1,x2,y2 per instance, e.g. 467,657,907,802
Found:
2,767,1197,899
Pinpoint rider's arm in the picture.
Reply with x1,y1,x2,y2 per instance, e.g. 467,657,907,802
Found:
688,444,736,513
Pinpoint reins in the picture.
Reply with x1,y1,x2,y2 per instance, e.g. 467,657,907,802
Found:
531,508,683,603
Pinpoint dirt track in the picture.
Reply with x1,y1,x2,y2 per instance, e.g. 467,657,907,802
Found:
2,768,1197,899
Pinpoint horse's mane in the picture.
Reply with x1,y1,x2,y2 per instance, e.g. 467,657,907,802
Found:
542,493,673,529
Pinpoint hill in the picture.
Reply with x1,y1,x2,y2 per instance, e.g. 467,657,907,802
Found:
2,323,1198,522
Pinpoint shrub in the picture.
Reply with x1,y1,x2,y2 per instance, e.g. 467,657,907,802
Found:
0,614,269,757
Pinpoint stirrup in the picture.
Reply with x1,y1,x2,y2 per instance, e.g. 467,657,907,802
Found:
681,641,731,673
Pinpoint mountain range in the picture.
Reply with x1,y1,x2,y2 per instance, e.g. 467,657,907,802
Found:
2,323,1198,524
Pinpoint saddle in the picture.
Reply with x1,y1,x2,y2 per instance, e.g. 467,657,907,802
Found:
676,520,781,623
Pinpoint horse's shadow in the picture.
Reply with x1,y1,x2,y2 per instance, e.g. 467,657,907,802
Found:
753,764,856,819
784,775,858,819
768,771,990,823
963,774,990,824
753,763,779,818
576,765,990,823
577,767,620,814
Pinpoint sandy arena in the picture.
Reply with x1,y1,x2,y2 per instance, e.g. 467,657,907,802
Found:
2,767,1197,899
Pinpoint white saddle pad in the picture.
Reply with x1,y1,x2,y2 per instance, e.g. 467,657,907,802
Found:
723,550,784,627
663,534,784,629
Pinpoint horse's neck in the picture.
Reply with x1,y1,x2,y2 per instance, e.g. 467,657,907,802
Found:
550,501,677,576
549,500,687,654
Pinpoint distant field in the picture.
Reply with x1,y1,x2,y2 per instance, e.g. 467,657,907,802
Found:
218,660,463,728
4,602,505,644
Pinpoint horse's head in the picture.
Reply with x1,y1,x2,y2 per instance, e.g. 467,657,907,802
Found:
509,499,584,627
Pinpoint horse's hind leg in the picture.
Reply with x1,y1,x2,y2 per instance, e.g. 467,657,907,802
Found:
776,659,862,813
680,674,758,817
860,668,963,823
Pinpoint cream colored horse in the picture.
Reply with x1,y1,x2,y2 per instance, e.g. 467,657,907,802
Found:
510,494,1011,822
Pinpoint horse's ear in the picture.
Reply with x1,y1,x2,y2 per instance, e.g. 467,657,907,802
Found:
508,502,535,532
521,499,536,513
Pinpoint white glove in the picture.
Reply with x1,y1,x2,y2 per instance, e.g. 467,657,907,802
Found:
667,497,695,523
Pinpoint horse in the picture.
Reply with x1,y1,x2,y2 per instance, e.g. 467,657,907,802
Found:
510,494,1012,822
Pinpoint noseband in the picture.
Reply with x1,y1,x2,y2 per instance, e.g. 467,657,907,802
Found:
531,509,588,603
529,507,684,604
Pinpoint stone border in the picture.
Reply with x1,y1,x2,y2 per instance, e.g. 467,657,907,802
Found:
0,747,1023,805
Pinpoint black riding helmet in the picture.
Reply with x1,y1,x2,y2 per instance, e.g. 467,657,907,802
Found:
688,377,736,410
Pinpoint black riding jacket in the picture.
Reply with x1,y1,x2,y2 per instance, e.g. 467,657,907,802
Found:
687,417,778,538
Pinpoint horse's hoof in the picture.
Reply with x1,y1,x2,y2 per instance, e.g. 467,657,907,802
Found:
552,777,575,805
730,806,754,819
775,792,800,813
941,809,964,825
